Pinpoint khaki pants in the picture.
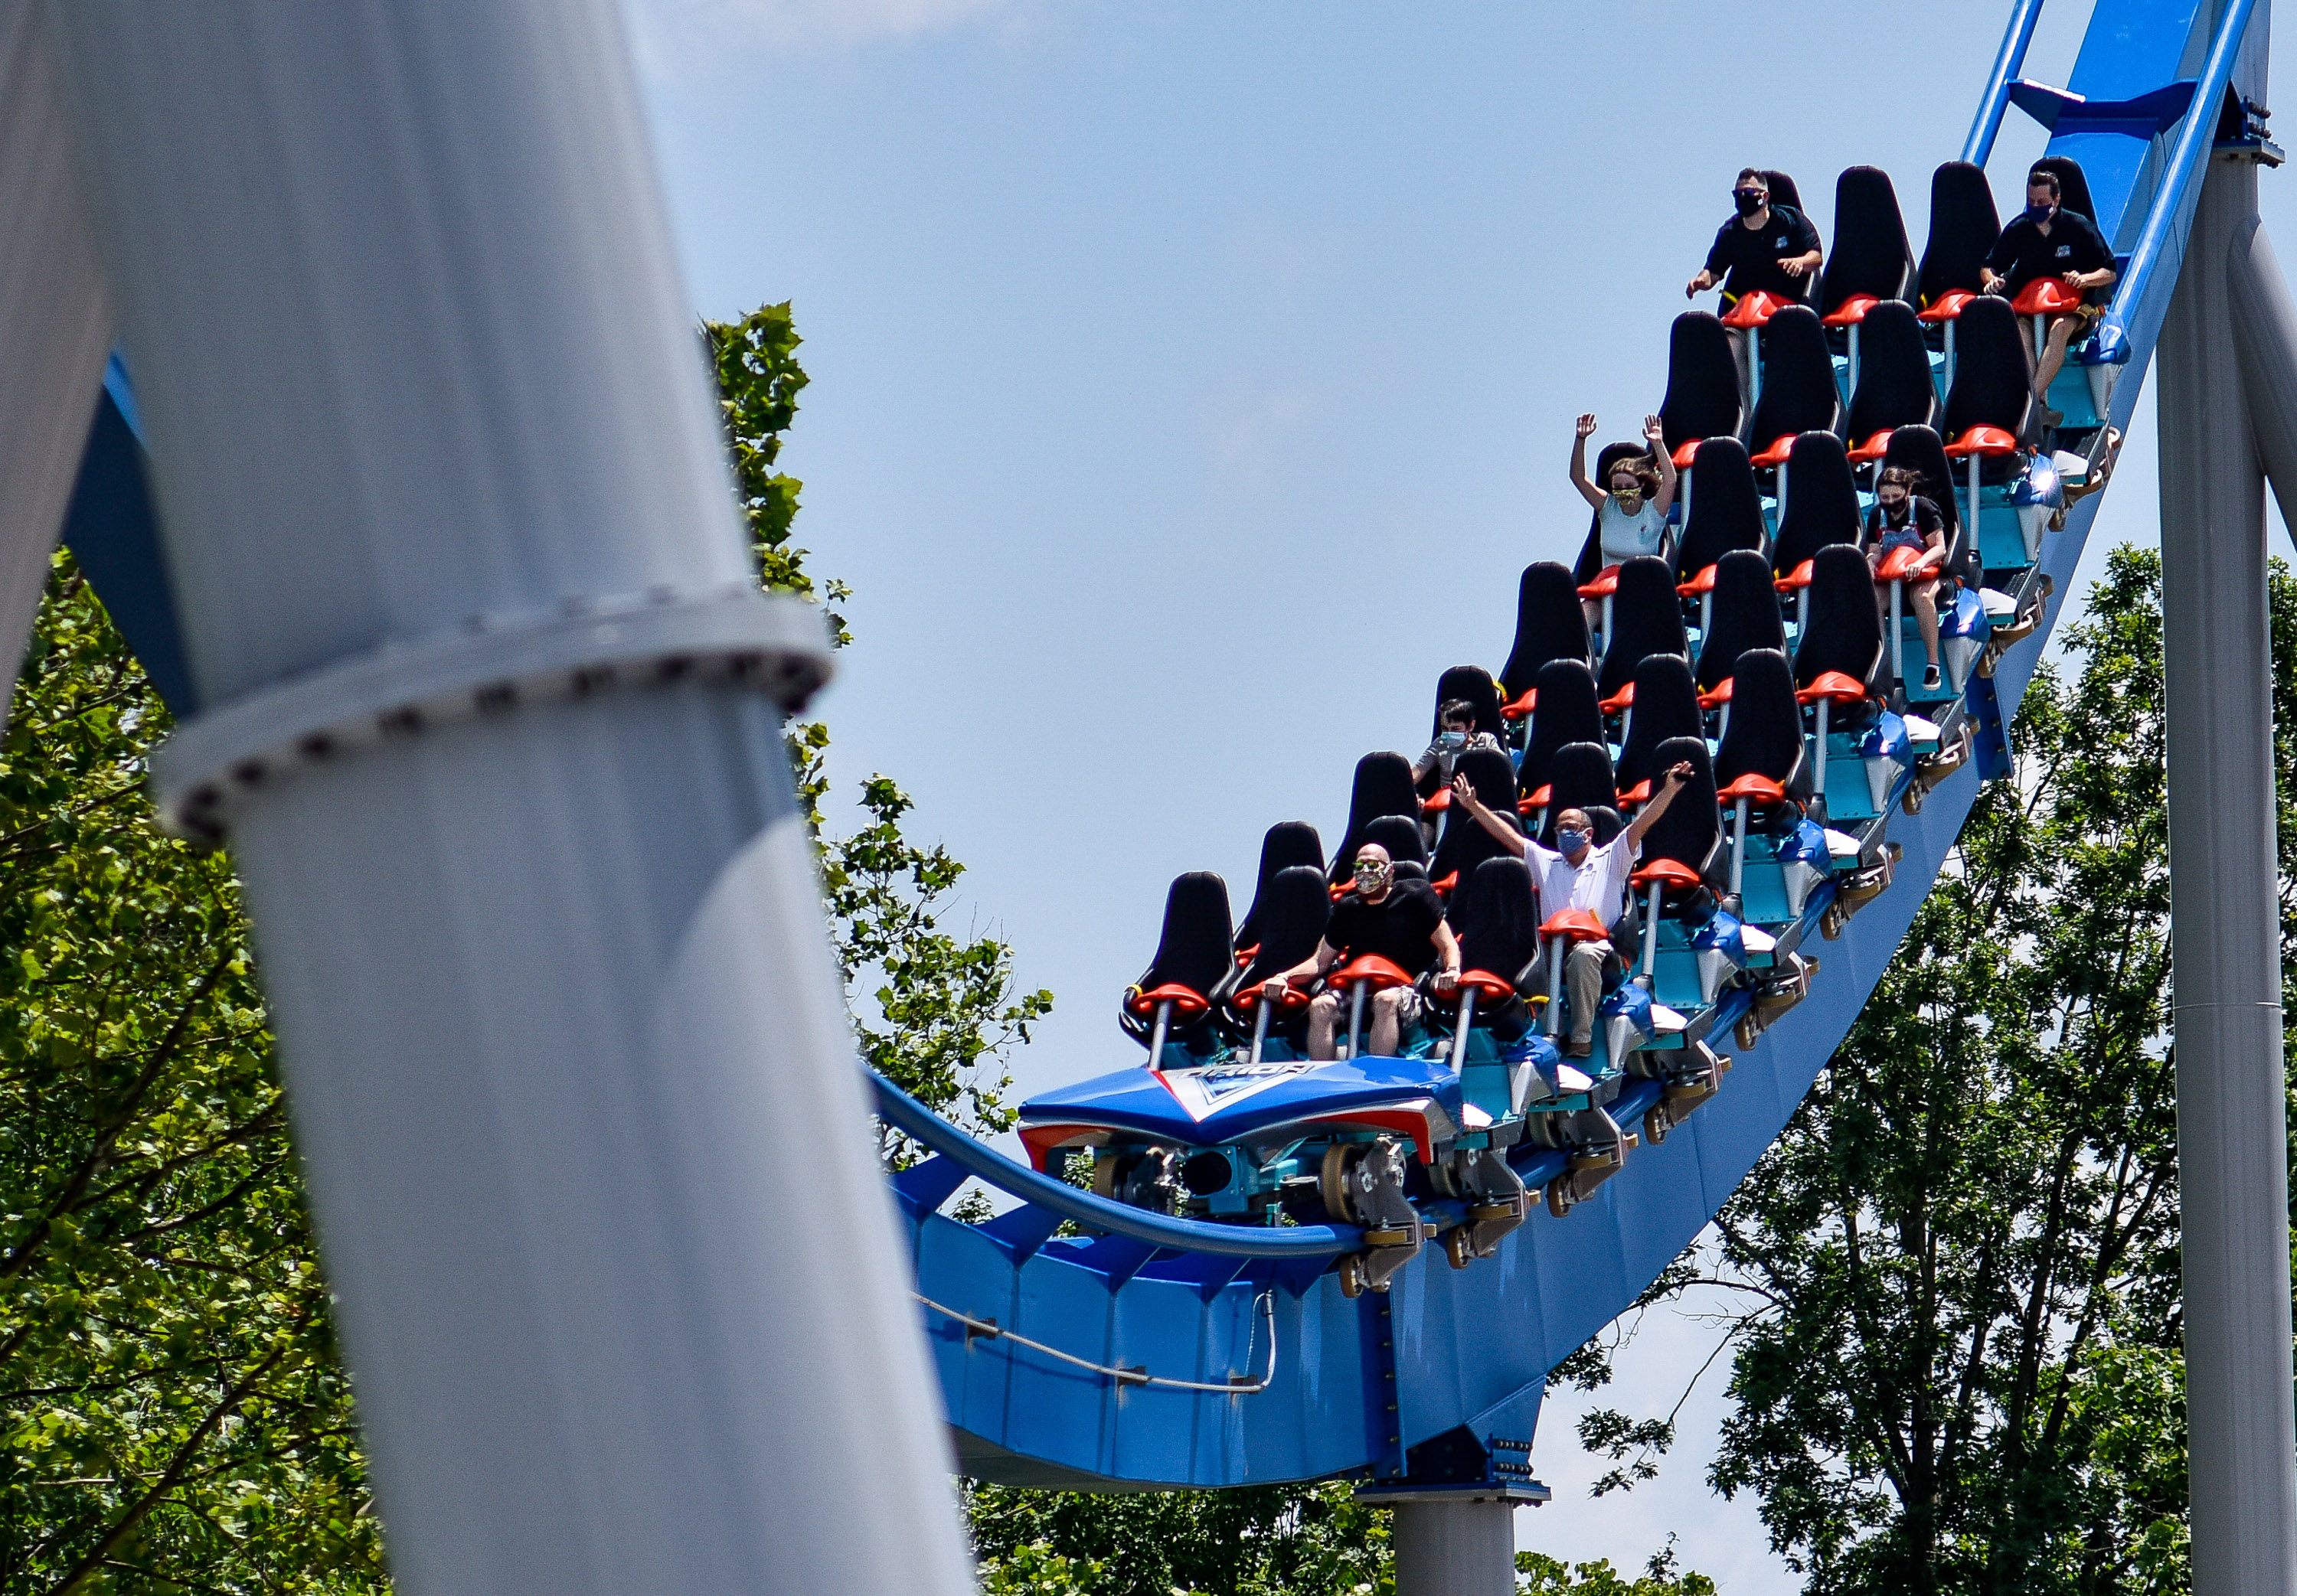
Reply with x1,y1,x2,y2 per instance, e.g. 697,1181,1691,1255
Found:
1534,940,1624,1045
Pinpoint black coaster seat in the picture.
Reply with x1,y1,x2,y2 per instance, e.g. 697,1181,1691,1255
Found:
1120,872,1240,1053
1430,747,1522,891
1595,556,1689,702
1615,654,1704,804
1519,657,1605,801
1329,752,1420,886
1696,549,1788,693
1234,820,1323,955
1498,562,1593,713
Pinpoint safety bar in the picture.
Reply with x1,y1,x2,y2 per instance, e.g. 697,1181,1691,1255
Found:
2092,0,2262,366
869,1070,1364,1258
1963,0,2049,165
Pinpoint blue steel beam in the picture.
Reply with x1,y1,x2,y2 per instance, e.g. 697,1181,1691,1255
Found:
1965,0,2050,165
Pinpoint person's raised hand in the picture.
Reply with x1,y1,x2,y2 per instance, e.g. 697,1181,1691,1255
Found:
1451,772,1480,809
1665,759,1694,788
1575,413,1598,439
1643,414,1665,449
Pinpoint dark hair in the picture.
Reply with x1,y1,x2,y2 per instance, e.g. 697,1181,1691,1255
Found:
1438,699,1475,726
2026,168,2060,198
1876,465,1923,494
1736,168,1769,188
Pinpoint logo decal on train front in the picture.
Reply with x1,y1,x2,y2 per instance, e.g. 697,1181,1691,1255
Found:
1152,1060,1316,1121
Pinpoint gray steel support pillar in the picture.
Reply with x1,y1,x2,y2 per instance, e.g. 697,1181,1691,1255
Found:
2158,150,2297,1596
1391,1500,1517,1596
38,7,973,1595
0,0,110,691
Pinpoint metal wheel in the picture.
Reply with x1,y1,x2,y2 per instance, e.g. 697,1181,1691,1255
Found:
1821,902,1846,940
1902,779,1925,815
1444,1228,1474,1270
1735,1015,1760,1051
1337,1255,1367,1298
1319,1144,1356,1225
1643,1105,1670,1147
1545,1180,1573,1219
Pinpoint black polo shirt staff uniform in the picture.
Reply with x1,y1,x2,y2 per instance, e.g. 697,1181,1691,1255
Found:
1702,204,1822,302
1984,207,2112,296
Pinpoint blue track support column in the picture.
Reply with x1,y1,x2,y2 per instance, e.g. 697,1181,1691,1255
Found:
2157,149,2297,1596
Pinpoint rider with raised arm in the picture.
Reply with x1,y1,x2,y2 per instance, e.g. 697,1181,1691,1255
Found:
1570,413,1677,629
1450,761,1695,1058
1265,843,1460,1061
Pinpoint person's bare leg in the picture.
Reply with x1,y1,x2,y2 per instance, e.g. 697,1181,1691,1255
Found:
1306,994,1340,1061
1367,988,1403,1056
1912,579,1941,665
2035,313,2080,404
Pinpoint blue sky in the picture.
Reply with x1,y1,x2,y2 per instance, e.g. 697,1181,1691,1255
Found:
623,2,2282,1586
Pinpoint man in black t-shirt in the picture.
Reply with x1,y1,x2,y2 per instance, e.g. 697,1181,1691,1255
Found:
1265,843,1459,1060
1981,168,2116,423
1684,168,1823,308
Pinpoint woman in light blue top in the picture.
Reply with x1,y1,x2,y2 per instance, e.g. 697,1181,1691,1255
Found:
1569,413,1678,630
1570,413,1677,561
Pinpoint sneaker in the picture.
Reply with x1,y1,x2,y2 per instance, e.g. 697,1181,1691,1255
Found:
1563,1035,1593,1059
2038,404,2065,428
1922,664,1942,691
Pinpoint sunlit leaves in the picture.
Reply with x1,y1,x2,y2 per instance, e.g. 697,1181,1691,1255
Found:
0,559,381,1594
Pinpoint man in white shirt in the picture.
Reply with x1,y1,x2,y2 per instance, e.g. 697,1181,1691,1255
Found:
1452,760,1696,1057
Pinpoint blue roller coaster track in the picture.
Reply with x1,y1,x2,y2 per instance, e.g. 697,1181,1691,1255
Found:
60,0,2274,1507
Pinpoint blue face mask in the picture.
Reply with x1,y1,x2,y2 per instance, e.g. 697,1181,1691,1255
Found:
1440,730,1467,750
1556,827,1590,854
2024,201,2055,225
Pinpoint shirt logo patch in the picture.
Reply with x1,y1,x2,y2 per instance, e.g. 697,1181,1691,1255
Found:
2056,243,2071,257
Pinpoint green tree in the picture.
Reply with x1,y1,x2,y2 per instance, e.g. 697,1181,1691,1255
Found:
1568,547,2264,1594
966,1478,1393,1596
0,557,383,1594
0,300,1050,1595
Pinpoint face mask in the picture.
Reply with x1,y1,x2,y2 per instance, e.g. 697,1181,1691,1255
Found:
1440,731,1467,751
1880,494,1907,521
1733,189,1766,217
2024,201,2056,225
1556,827,1589,854
1354,863,1390,889
1612,489,1644,514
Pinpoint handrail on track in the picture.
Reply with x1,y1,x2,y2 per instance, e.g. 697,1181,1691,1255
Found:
1965,0,2050,165
869,1069,1366,1259
2093,0,2262,365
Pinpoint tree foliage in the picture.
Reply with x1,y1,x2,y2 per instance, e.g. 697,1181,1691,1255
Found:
1565,547,2292,1594
0,560,382,1594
